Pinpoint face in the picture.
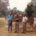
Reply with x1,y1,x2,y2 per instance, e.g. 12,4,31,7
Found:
10,12,12,15
23,14,26,17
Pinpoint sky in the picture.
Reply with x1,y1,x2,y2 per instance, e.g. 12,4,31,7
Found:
9,0,31,11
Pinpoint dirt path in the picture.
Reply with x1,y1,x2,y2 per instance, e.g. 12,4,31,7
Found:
0,27,36,36
0,23,36,36
0,18,36,36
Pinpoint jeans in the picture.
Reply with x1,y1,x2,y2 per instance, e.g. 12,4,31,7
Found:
8,20,12,32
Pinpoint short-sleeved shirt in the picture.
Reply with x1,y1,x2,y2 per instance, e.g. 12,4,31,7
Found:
16,16,19,20
8,15,13,20
15,16,20,22
22,16,28,22
34,17,36,24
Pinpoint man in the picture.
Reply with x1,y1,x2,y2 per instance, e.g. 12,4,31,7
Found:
15,13,20,33
22,14,28,33
33,16,36,28
7,11,13,32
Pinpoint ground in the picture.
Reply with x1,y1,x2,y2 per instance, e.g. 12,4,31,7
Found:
0,18,36,36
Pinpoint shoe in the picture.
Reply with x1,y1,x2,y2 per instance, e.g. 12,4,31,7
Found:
22,32,26,34
15,31,17,33
15,31,19,33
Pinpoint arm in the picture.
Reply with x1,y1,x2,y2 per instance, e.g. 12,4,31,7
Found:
12,15,14,22
26,17,28,23
5,16,8,20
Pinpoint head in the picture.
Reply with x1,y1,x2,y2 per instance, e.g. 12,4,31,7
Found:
9,10,13,15
23,14,26,17
16,13,19,16
16,14,18,16
9,12,12,15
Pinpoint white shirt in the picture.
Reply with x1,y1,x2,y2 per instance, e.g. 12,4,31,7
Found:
22,16,28,22
34,17,36,24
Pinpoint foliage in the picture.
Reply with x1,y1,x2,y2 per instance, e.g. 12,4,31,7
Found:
0,0,8,16
25,3,34,18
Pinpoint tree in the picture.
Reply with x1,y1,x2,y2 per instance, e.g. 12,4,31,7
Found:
0,0,9,16
25,3,34,18
25,3,34,25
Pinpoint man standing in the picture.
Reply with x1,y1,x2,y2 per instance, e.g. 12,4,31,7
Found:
22,14,28,33
7,11,13,32
15,13,20,33
33,16,36,28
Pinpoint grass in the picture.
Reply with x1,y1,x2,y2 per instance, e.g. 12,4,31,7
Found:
0,22,3,24
0,22,4,27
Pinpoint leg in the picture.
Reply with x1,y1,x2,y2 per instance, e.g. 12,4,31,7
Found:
11,24,12,32
23,22,26,33
8,20,10,31
23,22,24,33
17,22,19,32
15,22,17,32
24,23,26,33
33,24,35,28
10,21,12,32
8,24,10,31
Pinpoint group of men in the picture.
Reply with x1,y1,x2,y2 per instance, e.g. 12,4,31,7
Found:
6,11,36,33
6,11,28,33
